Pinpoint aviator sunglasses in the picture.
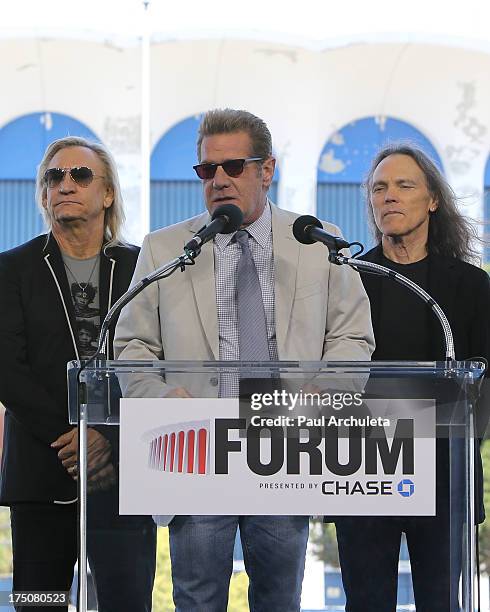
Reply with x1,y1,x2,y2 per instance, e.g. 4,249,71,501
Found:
193,157,263,180
44,166,105,188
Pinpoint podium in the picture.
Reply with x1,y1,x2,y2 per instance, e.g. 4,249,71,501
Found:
68,359,486,611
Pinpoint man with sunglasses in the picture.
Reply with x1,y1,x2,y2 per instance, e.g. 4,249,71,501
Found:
115,108,374,611
0,136,156,611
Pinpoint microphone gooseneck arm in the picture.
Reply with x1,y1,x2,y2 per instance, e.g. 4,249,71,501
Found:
76,249,196,387
331,253,455,362
292,213,455,361
81,203,244,374
97,251,194,358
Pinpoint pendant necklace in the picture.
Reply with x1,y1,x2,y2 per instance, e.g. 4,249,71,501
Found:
63,255,99,298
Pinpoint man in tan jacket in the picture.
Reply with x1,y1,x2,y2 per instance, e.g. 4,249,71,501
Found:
115,108,374,612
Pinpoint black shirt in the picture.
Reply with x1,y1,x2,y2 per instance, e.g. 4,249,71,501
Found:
373,255,430,361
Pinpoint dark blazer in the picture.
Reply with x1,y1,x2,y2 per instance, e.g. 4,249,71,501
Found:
0,233,139,504
360,244,490,521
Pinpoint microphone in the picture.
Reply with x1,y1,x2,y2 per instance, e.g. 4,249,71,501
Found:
292,215,350,251
185,203,243,255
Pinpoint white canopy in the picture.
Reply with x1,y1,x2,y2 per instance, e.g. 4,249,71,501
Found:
2,0,490,53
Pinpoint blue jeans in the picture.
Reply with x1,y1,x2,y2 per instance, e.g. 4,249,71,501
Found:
168,515,309,612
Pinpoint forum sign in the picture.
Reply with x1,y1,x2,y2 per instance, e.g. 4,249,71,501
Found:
119,396,436,516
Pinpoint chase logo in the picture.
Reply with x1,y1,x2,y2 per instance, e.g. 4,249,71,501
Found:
397,479,415,497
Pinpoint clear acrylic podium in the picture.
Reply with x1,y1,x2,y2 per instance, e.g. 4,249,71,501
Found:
68,359,486,611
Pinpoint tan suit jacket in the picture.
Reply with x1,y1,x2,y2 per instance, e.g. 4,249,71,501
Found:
114,204,374,525
114,204,374,394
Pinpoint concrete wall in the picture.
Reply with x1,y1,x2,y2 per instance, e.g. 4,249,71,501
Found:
1,37,490,244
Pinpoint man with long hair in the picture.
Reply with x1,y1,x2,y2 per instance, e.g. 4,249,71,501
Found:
0,137,156,611
335,143,490,611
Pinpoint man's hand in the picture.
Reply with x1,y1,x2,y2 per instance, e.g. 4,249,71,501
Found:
51,427,112,478
165,387,193,398
87,462,116,493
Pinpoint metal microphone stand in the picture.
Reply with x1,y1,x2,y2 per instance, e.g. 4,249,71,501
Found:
328,250,455,361
76,249,195,612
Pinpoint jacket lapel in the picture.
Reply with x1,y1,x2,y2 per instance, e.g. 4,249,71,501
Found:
99,256,109,318
359,244,384,334
272,206,300,357
186,214,219,358
99,249,116,357
42,234,80,358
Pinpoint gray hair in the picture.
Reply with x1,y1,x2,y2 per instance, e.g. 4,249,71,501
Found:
36,136,125,248
196,108,272,162
364,143,480,262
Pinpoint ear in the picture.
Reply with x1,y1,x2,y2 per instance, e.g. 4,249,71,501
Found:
104,186,114,209
429,198,438,213
262,157,276,189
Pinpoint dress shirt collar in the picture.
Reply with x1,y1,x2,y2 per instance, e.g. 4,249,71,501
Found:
214,200,272,252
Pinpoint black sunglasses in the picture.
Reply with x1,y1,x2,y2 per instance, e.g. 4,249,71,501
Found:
44,166,105,188
193,157,263,180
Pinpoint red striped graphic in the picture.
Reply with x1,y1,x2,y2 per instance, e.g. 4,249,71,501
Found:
163,434,168,470
157,435,162,467
177,431,185,472
198,428,207,474
146,420,210,475
170,432,176,472
187,430,195,473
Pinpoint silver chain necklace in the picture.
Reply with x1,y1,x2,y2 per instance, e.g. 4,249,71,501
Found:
63,255,99,298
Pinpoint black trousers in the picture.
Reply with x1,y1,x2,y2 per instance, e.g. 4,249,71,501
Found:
335,514,462,612
335,440,464,612
10,495,156,612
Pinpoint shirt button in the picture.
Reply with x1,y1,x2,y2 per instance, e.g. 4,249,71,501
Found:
210,377,218,386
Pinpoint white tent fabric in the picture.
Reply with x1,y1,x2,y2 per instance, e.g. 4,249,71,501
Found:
2,0,490,53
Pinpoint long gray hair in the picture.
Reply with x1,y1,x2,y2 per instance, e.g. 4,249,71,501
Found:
36,136,125,248
364,143,480,262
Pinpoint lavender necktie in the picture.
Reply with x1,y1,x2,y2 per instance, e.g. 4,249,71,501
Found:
235,230,270,362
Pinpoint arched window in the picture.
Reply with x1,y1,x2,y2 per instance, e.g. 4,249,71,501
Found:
0,112,98,252
316,116,443,252
150,115,279,231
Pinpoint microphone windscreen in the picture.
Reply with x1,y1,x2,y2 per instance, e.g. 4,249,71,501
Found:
292,215,323,244
211,204,243,233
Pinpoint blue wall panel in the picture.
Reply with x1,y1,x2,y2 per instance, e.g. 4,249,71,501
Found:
151,116,203,181
0,180,43,252
150,181,204,230
316,182,374,252
0,112,99,180
317,116,443,185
